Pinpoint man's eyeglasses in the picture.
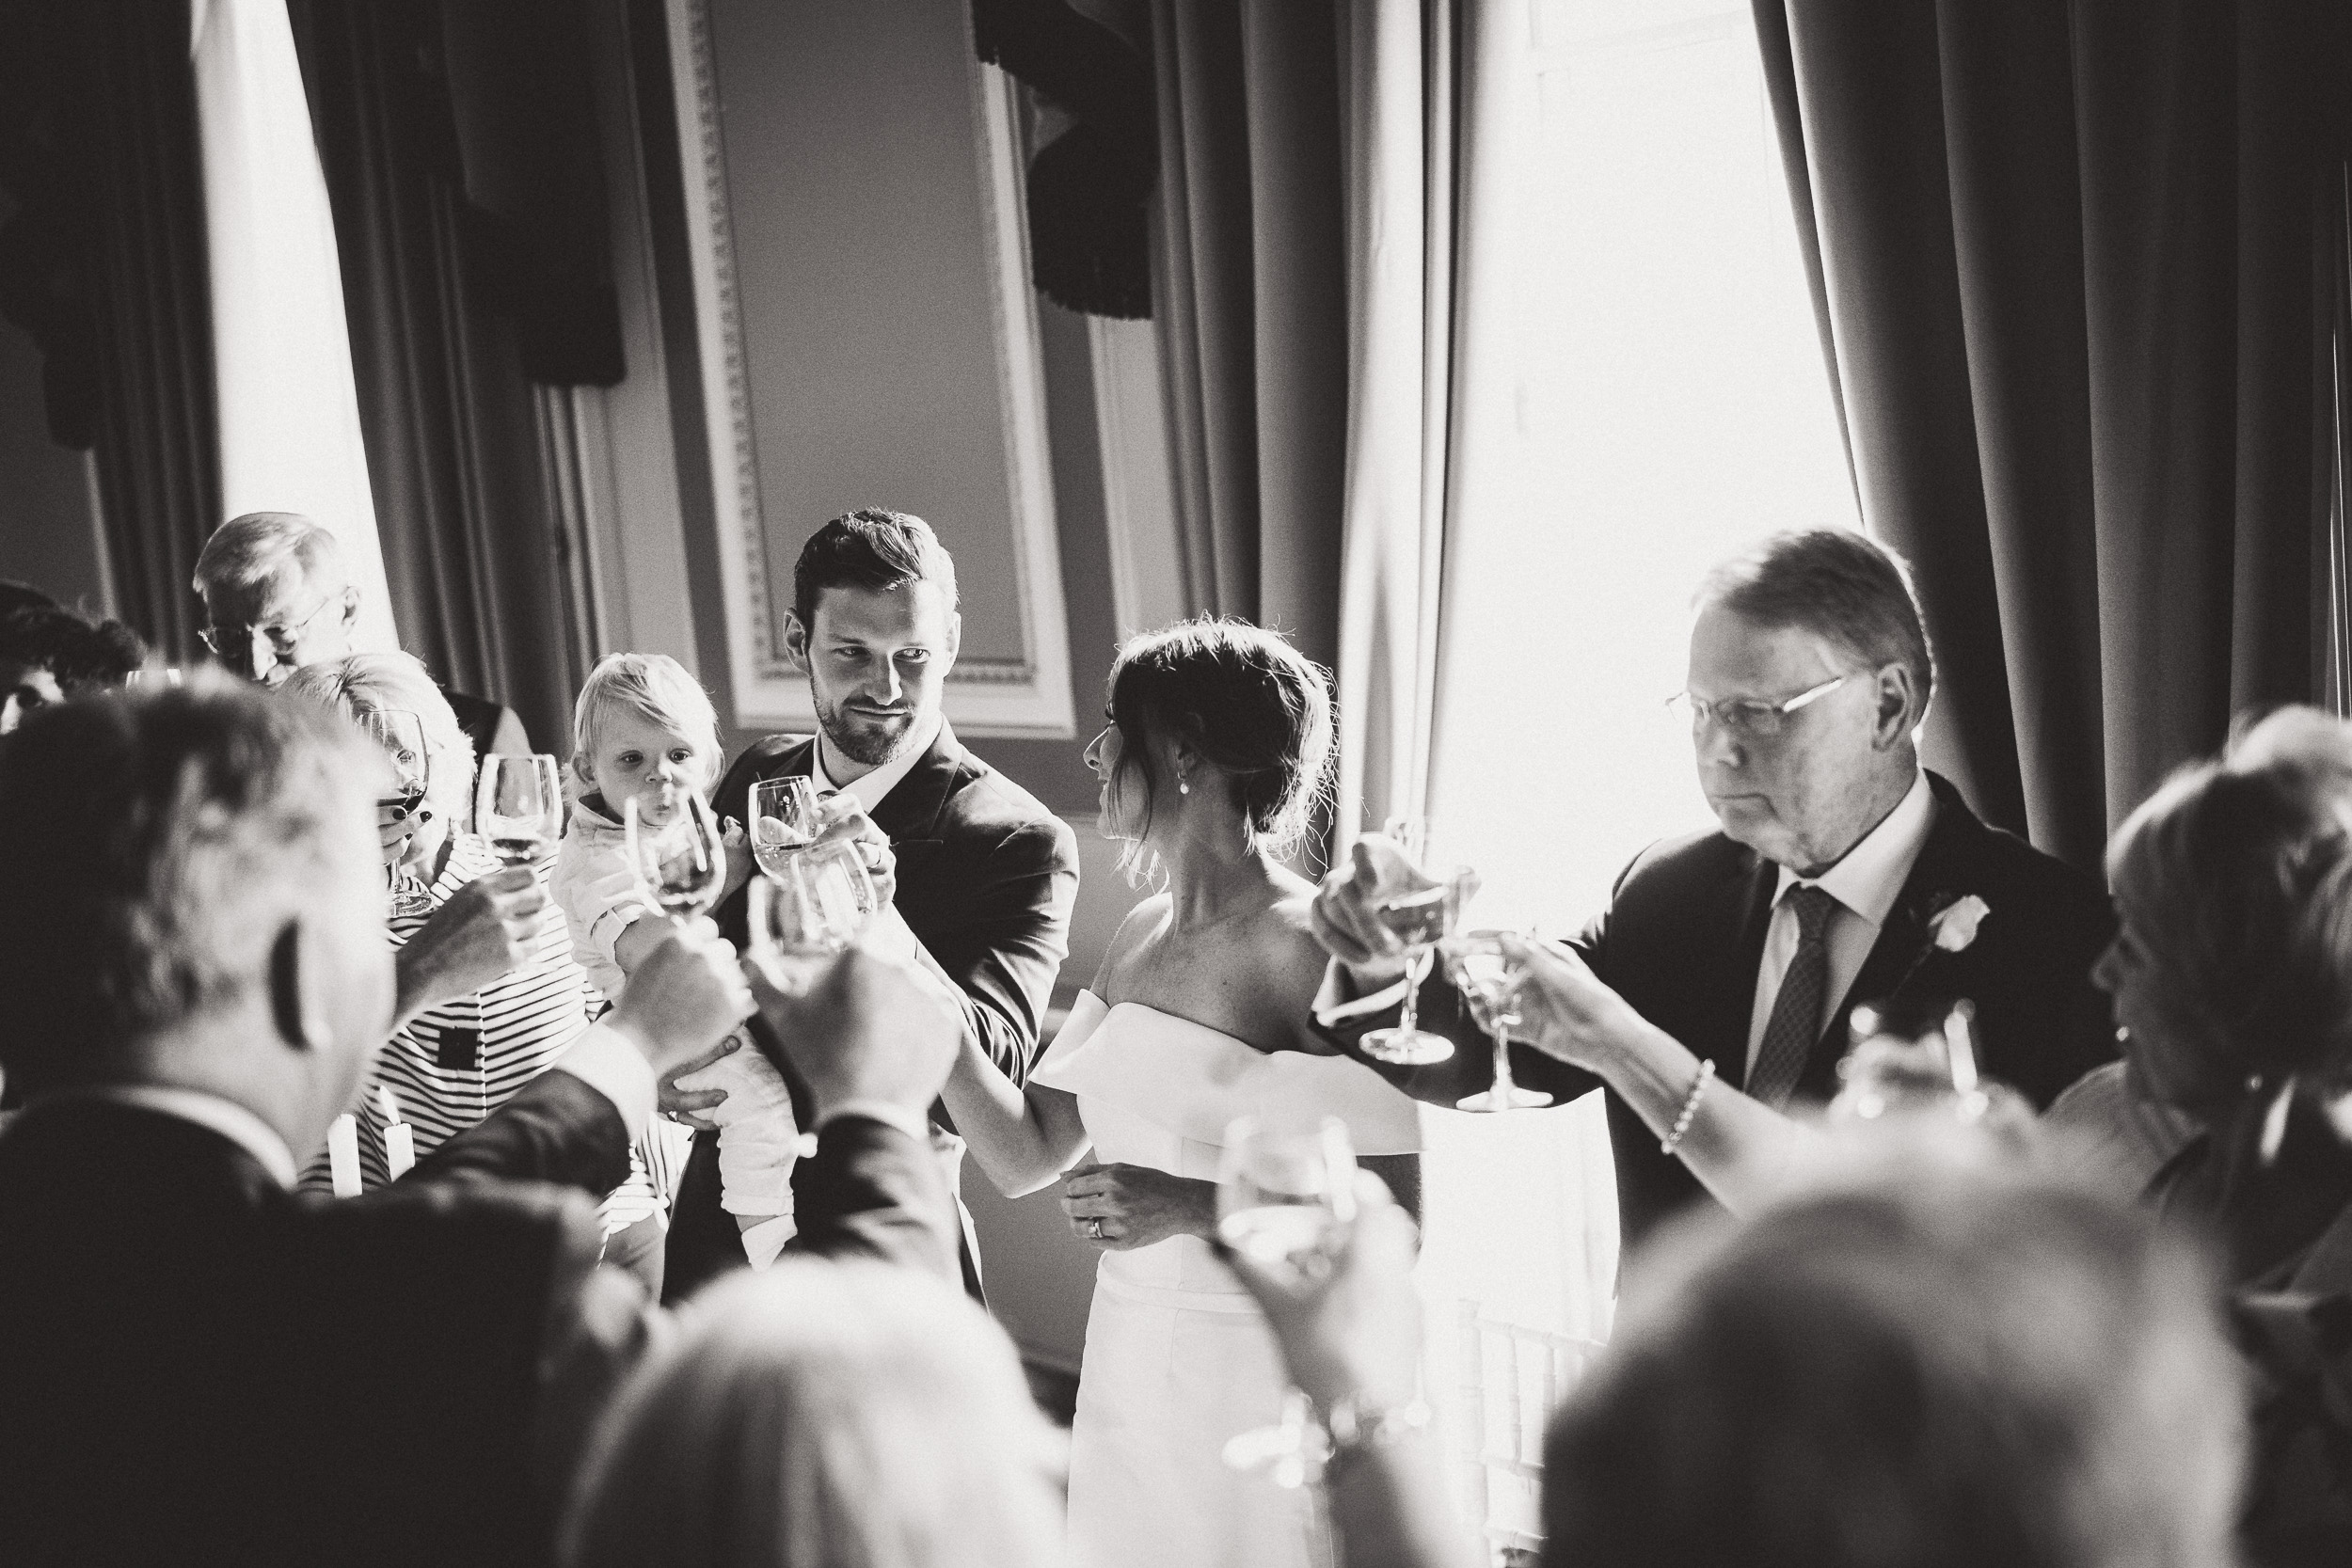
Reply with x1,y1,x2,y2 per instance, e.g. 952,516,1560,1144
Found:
199,594,339,659
1666,674,1850,738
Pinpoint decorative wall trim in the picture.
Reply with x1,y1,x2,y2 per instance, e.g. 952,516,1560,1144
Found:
664,0,1075,736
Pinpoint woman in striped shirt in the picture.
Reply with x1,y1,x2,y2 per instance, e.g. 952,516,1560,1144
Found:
282,652,672,1290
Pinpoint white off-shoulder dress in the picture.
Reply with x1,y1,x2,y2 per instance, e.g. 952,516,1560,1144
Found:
1033,991,1423,1568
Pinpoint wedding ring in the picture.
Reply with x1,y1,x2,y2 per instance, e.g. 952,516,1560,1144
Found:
1088,1219,1104,1240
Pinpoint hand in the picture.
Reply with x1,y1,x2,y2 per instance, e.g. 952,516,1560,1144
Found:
809,795,898,909
657,1030,739,1132
744,946,956,1121
375,799,420,871
606,919,755,1078
1309,836,1436,990
716,816,755,902
1500,934,1652,1073
1221,1171,1422,1410
1059,1162,1216,1251
394,866,543,1015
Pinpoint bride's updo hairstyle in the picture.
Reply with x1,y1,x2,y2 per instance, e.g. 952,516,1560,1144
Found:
1104,618,1333,863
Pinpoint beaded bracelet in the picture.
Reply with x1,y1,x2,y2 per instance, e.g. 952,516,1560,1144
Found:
1660,1058,1715,1156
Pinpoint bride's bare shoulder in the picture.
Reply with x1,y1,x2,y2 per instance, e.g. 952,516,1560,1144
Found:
1248,893,1334,991
1089,893,1173,992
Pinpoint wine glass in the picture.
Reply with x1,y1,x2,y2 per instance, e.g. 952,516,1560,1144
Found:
1831,999,1994,1125
625,791,727,919
750,775,822,880
122,666,183,690
746,847,874,994
1446,933,1553,1112
1217,1115,1358,1489
1360,816,1467,1066
476,753,564,869
358,708,435,918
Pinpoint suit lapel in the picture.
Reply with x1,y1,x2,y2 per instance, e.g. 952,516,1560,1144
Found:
1706,848,1782,1093
868,721,969,855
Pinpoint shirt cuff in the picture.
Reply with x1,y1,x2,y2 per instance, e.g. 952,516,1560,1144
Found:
740,1214,797,1269
1311,961,1412,1026
814,1100,933,1147
553,1022,658,1140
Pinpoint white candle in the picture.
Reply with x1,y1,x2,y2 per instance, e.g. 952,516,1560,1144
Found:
327,1113,361,1197
384,1122,415,1180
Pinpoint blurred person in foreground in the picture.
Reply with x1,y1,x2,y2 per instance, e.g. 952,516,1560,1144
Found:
0,675,965,1568
559,1259,1064,1568
2054,706,2352,1560
1232,1158,2242,1568
0,603,146,733
192,509,529,756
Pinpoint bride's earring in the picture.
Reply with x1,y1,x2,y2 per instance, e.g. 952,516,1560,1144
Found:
1177,770,1190,795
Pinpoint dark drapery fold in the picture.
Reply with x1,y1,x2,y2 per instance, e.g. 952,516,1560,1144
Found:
1150,0,1350,672
0,0,220,658
290,0,622,749
972,0,1158,319
1756,0,2352,868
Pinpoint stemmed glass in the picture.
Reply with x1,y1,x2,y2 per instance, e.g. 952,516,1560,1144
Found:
476,754,565,869
1445,933,1554,1112
746,846,875,992
1831,999,1995,1126
1216,1115,1358,1489
625,791,727,919
358,708,434,918
749,776,823,880
122,666,183,690
1360,816,1468,1066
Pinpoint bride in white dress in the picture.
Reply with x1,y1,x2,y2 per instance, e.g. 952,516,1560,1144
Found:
942,620,1422,1568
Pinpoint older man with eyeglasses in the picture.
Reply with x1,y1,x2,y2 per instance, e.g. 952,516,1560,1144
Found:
193,512,530,758
1305,530,2119,1249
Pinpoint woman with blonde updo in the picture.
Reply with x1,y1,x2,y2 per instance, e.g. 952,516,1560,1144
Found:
942,618,1421,1568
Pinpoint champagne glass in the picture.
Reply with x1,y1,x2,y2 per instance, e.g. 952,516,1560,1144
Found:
626,791,726,919
750,775,822,880
359,708,435,918
1360,816,1465,1066
1217,1115,1358,1489
476,753,564,869
1446,933,1553,1112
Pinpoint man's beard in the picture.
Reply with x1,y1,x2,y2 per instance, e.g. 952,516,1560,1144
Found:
814,689,922,767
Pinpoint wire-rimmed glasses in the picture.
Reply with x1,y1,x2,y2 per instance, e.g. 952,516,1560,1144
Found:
476,754,564,869
1665,673,1850,738
358,708,434,918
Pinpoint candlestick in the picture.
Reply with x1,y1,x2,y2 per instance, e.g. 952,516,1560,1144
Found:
327,1113,361,1197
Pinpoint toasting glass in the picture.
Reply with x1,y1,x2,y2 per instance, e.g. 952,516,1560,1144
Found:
1446,933,1553,1112
476,754,564,869
359,708,434,918
625,791,727,919
1359,816,1468,1066
1217,1115,1359,1489
750,775,823,879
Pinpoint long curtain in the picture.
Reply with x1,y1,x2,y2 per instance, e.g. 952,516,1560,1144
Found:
1755,0,2352,867
1148,0,1352,674
0,0,220,657
289,0,623,750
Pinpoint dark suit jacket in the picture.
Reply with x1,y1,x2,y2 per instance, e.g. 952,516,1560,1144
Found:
0,1069,959,1568
662,721,1079,1301
1317,772,2118,1249
444,686,530,760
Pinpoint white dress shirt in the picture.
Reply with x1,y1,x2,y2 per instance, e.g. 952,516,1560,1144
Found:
52,1023,659,1192
812,711,943,814
1742,768,1937,1074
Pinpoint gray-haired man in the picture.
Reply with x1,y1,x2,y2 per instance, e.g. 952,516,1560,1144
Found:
193,510,531,758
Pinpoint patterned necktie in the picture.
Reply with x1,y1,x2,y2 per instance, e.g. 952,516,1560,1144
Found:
1746,883,1839,1108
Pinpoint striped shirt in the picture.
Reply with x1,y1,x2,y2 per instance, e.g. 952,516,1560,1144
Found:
298,834,667,1232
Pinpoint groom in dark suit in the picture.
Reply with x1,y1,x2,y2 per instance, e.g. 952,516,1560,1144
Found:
1310,531,2117,1250
0,679,966,1568
661,508,1079,1301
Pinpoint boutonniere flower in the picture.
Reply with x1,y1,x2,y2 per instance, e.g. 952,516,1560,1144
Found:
1927,894,1992,954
